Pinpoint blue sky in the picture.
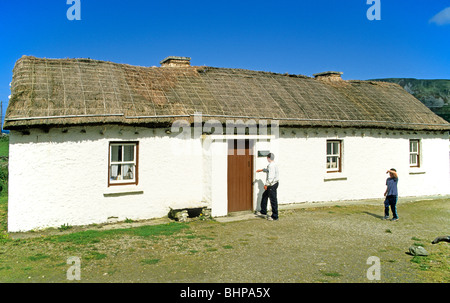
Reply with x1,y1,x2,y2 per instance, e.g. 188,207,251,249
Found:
1,0,449,127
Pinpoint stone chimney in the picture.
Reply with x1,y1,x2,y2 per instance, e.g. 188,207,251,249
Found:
313,71,343,82
160,56,191,67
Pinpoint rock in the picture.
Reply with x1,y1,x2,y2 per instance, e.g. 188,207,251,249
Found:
175,210,189,222
202,208,212,217
408,245,429,256
169,207,209,222
168,208,189,222
432,236,450,244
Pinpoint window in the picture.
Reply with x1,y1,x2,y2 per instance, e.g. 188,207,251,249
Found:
326,140,342,173
409,139,420,167
109,142,138,186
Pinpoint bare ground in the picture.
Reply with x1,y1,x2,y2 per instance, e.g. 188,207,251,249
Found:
1,198,449,283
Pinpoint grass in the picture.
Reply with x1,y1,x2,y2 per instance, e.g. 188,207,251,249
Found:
407,241,449,280
0,219,190,282
322,272,342,277
50,222,189,245
0,194,7,236
0,136,8,196
86,251,107,260
0,136,8,237
0,135,9,158
58,224,73,232
28,253,50,261
141,259,160,265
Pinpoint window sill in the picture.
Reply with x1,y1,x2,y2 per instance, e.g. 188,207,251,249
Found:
324,173,348,182
409,169,426,175
103,185,144,197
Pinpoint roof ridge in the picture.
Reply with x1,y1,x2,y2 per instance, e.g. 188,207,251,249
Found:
196,66,311,79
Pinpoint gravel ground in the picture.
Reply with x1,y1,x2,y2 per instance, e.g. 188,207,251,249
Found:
2,198,449,283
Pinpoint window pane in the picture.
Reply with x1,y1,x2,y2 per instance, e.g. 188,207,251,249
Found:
124,145,134,162
327,142,332,155
327,156,338,169
111,145,122,162
411,140,419,153
110,164,121,180
333,142,339,155
331,156,338,168
122,164,135,180
410,154,417,165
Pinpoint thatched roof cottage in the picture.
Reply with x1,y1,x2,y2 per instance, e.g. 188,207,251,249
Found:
5,56,450,231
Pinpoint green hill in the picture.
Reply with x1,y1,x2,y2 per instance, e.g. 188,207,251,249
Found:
370,78,450,122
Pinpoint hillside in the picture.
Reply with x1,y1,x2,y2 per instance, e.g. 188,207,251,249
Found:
370,78,450,122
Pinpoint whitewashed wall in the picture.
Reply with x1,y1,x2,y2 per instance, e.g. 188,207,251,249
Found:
8,125,449,232
8,126,205,232
272,128,450,204
201,128,449,217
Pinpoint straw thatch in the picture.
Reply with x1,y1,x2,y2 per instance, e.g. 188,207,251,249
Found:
4,56,450,131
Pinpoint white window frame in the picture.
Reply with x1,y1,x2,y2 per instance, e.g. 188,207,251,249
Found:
326,140,342,173
108,142,138,186
409,139,420,168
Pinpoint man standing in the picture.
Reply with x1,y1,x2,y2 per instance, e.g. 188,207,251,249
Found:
256,153,280,221
384,168,399,221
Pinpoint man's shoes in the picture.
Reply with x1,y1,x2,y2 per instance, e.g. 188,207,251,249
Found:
383,216,389,220
391,218,399,222
255,211,267,218
267,217,278,221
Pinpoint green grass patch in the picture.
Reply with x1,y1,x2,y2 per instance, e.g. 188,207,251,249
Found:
0,136,9,197
51,222,189,245
0,136,9,158
0,192,8,234
86,251,107,260
28,253,50,261
410,256,430,271
58,223,72,232
141,258,160,265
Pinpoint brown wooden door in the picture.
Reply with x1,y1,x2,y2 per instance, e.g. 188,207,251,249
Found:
227,139,253,212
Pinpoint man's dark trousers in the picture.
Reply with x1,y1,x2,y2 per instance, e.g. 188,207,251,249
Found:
384,195,398,219
260,182,279,220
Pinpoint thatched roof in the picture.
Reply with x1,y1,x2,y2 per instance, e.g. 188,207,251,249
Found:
4,56,450,131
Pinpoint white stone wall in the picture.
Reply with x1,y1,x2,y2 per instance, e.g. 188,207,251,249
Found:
7,125,449,231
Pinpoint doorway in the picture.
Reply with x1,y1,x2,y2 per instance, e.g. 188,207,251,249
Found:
227,139,254,212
